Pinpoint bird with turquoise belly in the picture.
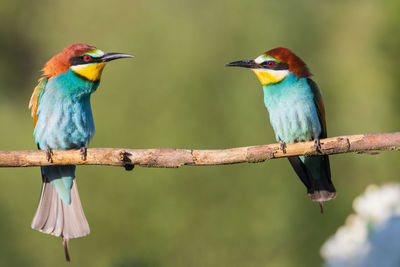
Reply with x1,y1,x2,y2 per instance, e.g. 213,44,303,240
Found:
29,43,133,261
226,47,336,212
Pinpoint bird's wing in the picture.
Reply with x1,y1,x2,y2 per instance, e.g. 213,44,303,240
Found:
29,76,48,126
291,79,335,203
307,78,327,138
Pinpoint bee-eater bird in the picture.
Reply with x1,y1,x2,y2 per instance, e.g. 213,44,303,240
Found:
226,47,336,211
29,43,133,261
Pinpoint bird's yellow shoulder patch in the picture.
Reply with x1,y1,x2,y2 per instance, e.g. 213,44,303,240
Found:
71,63,105,81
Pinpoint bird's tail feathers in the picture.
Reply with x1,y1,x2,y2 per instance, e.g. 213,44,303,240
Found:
32,180,90,238
31,180,90,261
307,184,337,202
288,156,336,202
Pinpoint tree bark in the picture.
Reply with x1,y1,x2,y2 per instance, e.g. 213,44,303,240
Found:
0,132,398,168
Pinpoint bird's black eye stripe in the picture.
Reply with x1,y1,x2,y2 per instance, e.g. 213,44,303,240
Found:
260,61,289,70
69,56,103,65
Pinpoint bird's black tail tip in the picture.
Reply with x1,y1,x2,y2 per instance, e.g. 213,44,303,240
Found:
63,238,71,262
319,202,324,214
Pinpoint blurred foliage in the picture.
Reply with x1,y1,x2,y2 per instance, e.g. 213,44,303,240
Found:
0,0,399,266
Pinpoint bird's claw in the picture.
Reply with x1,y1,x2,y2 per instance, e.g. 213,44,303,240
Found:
279,140,287,154
45,146,53,163
314,138,321,152
80,146,87,161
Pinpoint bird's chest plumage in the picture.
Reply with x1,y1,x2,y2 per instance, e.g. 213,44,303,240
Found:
263,75,321,143
34,73,97,150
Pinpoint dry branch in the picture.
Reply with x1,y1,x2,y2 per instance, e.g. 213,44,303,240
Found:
0,132,399,168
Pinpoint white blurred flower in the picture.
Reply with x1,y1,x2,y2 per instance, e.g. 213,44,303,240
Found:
321,183,400,267
321,214,369,267
353,184,400,223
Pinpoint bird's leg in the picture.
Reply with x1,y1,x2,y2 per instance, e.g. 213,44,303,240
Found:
319,202,324,214
279,140,287,154
314,138,321,152
80,143,87,161
45,145,53,163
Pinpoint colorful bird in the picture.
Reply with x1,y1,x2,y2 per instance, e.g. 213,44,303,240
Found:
29,43,133,261
226,47,336,211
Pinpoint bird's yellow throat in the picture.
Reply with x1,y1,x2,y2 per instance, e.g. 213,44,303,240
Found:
71,63,105,81
252,69,289,85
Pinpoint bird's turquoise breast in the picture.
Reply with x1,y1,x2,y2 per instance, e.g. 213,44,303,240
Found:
34,70,98,149
263,73,321,143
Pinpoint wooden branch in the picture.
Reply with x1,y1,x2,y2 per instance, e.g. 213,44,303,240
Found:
0,132,399,168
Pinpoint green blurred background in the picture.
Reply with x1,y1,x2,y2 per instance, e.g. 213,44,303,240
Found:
0,0,399,266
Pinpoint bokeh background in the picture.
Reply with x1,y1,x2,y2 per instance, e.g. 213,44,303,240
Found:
0,0,399,266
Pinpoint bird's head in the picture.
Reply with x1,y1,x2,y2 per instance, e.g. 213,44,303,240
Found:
42,43,134,81
225,47,311,85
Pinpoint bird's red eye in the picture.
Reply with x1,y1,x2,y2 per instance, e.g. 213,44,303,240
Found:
83,55,91,62
267,61,274,67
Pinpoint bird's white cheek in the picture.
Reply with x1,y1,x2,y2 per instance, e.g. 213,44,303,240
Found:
252,69,289,85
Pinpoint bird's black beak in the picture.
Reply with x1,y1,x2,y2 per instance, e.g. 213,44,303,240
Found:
102,53,134,62
225,60,258,68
